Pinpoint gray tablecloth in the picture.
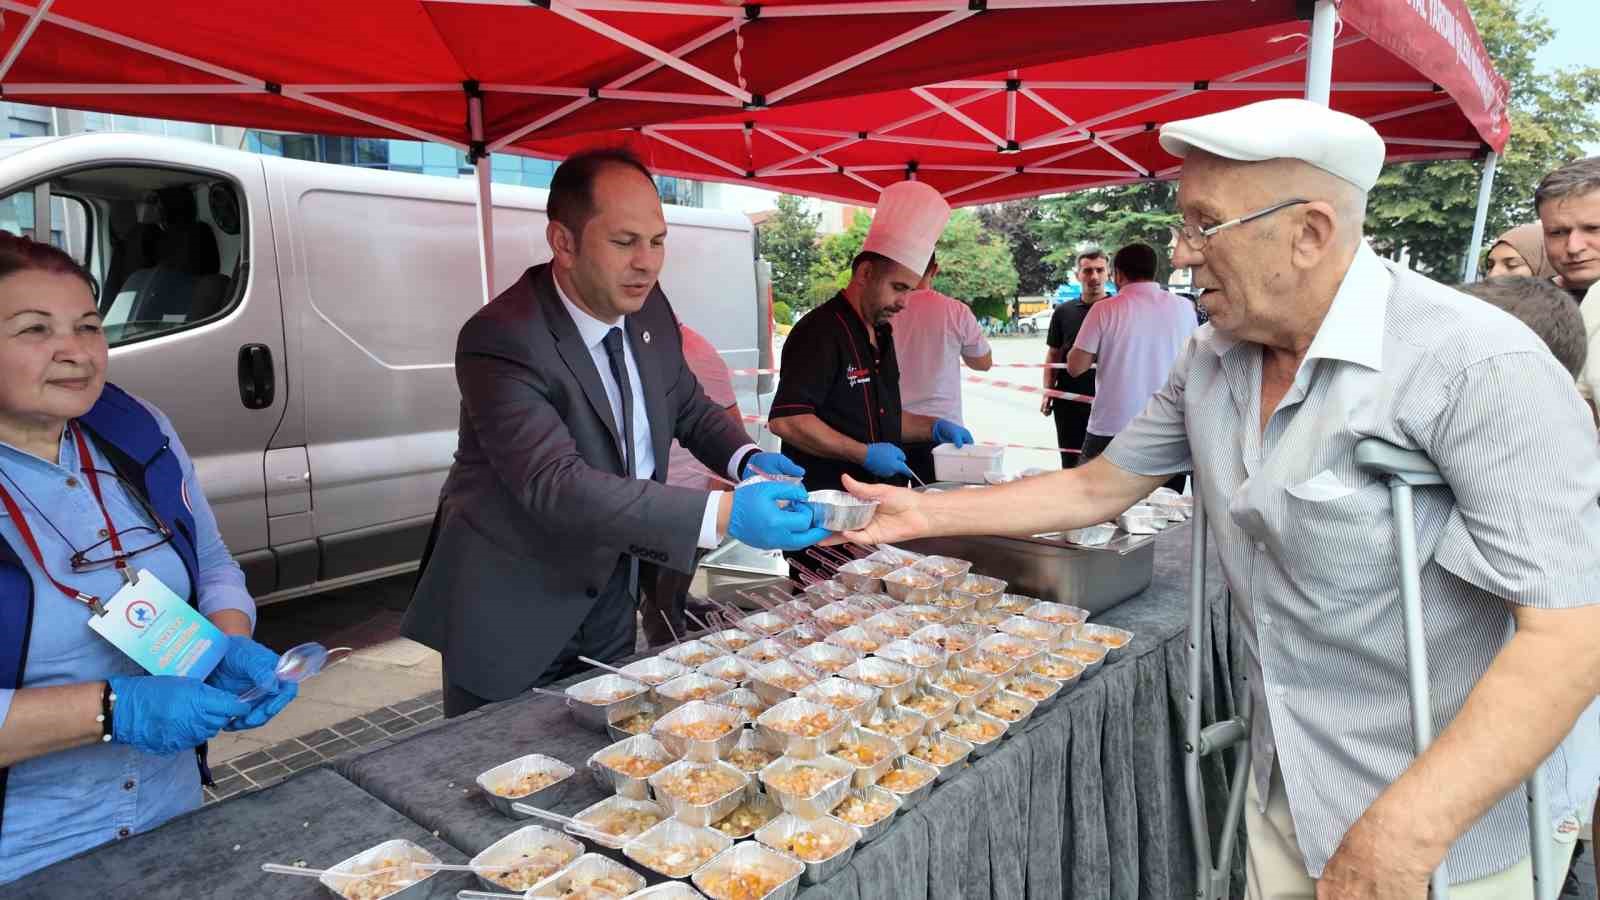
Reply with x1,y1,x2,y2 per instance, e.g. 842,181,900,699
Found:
5,767,477,899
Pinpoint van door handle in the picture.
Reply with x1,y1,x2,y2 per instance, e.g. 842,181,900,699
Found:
237,344,275,409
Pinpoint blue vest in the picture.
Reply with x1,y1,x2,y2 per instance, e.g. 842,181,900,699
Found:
0,384,201,828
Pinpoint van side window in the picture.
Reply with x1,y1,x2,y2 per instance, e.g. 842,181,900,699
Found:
0,167,246,347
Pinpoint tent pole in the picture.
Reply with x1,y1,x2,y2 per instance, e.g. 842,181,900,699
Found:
1461,151,1499,283
468,91,495,305
1305,0,1337,105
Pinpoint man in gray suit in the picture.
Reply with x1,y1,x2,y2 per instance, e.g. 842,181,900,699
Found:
403,149,826,716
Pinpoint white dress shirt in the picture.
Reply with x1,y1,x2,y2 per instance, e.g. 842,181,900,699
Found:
891,289,991,424
1072,280,1198,437
554,279,747,550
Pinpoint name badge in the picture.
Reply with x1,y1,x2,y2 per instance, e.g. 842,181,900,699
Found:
86,569,226,680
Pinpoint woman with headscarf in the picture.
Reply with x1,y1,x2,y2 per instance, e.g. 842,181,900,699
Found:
1484,222,1557,280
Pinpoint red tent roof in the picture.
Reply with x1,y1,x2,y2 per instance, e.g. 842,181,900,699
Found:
0,0,1506,205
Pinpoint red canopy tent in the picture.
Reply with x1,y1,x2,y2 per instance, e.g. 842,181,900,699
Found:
0,0,1508,290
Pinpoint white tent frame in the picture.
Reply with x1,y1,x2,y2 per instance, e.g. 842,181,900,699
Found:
0,0,1498,302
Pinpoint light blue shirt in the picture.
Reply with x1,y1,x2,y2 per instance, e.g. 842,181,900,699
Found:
0,397,254,884
553,279,752,549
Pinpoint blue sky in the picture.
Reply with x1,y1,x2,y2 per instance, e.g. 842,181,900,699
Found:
1532,0,1597,74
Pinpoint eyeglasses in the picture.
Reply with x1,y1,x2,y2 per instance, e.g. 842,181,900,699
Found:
1170,198,1311,251
69,468,174,573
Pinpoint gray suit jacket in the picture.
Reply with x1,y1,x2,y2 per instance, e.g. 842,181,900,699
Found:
401,264,750,699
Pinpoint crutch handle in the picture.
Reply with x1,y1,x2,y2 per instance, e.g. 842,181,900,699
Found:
1355,438,1445,487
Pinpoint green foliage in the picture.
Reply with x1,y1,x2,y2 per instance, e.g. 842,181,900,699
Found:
772,300,794,326
1033,182,1180,284
810,209,873,289
807,208,1019,310
1365,0,1600,278
756,194,821,308
977,200,1054,295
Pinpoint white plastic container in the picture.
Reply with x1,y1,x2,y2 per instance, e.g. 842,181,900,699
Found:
931,443,1004,485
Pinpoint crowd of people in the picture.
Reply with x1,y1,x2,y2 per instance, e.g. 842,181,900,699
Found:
2,91,1599,900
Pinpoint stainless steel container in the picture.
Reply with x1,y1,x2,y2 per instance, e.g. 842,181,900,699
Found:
838,656,916,706
565,674,651,732
754,812,861,885
476,753,576,819
825,786,901,844
873,756,938,810
647,759,750,827
468,824,584,893
566,796,670,849
797,676,880,725
588,733,675,800
757,754,855,819
317,838,439,900
652,701,746,763
748,659,821,707
692,841,805,900
834,558,893,593
860,705,929,755
909,731,974,784
1078,622,1135,662
828,726,900,789
755,697,849,759
661,640,726,669
527,852,646,898
881,566,941,604
622,818,733,881
656,673,737,713
806,490,879,531
901,525,1166,616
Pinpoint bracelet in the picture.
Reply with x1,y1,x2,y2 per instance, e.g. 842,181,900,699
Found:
735,448,761,479
98,682,116,743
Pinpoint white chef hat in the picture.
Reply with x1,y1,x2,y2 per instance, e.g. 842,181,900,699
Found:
1159,98,1386,192
861,180,951,275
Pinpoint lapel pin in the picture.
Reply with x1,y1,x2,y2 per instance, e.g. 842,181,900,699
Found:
642,330,651,344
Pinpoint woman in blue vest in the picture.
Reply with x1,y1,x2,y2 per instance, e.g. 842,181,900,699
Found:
0,234,297,883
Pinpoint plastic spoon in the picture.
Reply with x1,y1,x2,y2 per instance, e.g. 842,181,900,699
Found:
509,803,616,842
457,890,527,900
260,862,396,880
412,862,514,873
239,642,352,703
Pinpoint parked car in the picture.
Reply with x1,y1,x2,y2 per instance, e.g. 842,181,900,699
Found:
0,132,776,603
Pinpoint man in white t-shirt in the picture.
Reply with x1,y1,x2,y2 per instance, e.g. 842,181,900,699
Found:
893,255,993,481
641,322,742,644
1068,242,1197,489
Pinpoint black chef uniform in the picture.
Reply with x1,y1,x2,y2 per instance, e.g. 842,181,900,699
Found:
770,293,905,493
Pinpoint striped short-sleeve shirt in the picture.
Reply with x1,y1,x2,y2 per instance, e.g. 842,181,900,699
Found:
1105,241,1600,880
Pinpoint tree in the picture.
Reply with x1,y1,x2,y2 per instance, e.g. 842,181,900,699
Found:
807,208,1019,320
977,200,1054,295
756,194,821,308
1365,0,1600,278
772,301,794,326
1033,182,1180,284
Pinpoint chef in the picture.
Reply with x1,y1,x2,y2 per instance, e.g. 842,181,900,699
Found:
768,181,974,493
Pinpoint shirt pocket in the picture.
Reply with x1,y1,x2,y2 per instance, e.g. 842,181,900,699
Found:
1280,472,1397,602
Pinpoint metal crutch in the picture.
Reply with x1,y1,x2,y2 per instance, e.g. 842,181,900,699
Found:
1356,438,1554,900
1184,483,1254,900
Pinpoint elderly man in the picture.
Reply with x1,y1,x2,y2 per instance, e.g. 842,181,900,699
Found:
840,98,1600,898
1536,157,1600,404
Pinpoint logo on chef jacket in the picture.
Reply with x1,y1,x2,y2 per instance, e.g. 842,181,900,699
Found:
845,365,872,388
125,599,158,630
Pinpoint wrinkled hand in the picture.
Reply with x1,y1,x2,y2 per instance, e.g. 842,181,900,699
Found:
728,480,832,551
932,419,974,448
742,451,805,481
1316,815,1434,900
108,675,251,756
862,443,913,479
206,634,300,731
839,474,931,546
1039,396,1053,416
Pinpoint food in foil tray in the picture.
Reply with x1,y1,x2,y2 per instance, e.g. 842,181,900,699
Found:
337,861,421,900
866,615,916,639
979,696,1030,722
877,766,933,793
766,709,838,738
833,631,882,654
725,746,780,773
917,630,973,653
492,769,564,798
1008,679,1056,703
966,654,1014,675
1081,627,1133,649
612,709,660,736
833,738,891,767
832,791,896,827
741,643,785,665
902,692,955,718
911,739,965,767
765,763,840,797
586,806,664,840
775,828,848,863
934,673,983,696
487,846,579,891
986,638,1038,660
863,712,922,739
900,605,948,624
654,765,745,805
1062,646,1107,665
1032,657,1084,680
663,717,736,742
548,872,636,899
697,865,791,900
711,800,779,838
945,716,1004,744
632,842,720,879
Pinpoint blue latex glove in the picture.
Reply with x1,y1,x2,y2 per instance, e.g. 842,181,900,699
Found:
862,442,913,479
932,419,974,449
728,480,833,550
205,635,300,730
742,451,806,481
108,675,252,756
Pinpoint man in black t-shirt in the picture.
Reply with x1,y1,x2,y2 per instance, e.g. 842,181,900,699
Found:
1042,249,1109,467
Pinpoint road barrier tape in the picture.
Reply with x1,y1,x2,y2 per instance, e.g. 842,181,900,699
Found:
728,361,1078,376
738,415,1080,456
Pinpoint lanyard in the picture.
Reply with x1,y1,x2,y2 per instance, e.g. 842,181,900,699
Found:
70,425,131,584
0,424,125,615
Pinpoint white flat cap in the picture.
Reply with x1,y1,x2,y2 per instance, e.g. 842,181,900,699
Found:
1159,98,1386,192
862,180,950,275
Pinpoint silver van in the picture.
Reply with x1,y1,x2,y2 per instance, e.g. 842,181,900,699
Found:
0,133,776,602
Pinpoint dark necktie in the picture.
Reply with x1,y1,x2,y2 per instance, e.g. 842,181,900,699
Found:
602,327,636,478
